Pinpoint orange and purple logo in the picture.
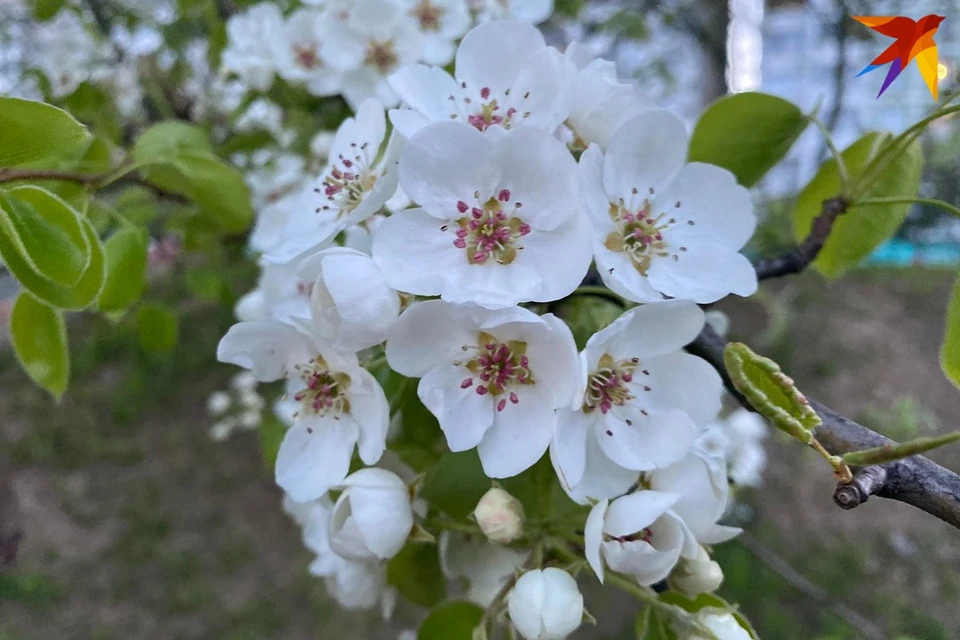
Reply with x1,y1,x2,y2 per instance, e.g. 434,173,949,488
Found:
855,15,945,100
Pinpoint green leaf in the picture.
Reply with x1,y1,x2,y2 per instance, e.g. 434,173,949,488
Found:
724,342,821,444
0,97,89,166
112,186,160,226
688,92,807,187
0,215,105,310
842,431,960,466
387,543,446,608
137,304,179,352
9,291,69,401
185,266,225,302
132,121,212,164
0,186,89,287
33,0,68,20
418,601,484,640
420,450,491,520
792,132,923,278
942,272,960,389
98,228,148,311
172,151,254,233
557,295,625,350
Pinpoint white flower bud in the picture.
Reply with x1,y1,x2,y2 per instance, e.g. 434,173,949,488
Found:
508,568,584,640
473,487,525,544
679,612,752,640
669,545,724,596
206,391,232,416
329,469,414,561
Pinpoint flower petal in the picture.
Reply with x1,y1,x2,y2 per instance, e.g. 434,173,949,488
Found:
419,363,495,452
647,242,758,303
602,110,687,202
633,352,723,427
596,407,697,471
603,490,679,537
586,299,704,359
276,414,359,502
217,321,314,381
550,409,593,489
477,383,556,478
386,299,477,376
584,499,608,583
455,20,545,92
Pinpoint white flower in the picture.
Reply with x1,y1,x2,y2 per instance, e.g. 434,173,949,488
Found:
668,544,724,596
585,491,698,586
310,131,336,159
231,371,259,393
679,613,753,640
217,320,389,501
720,408,768,487
373,122,591,309
272,9,344,96
222,3,284,90
474,487,525,543
235,99,295,147
246,153,310,211
563,42,654,151
648,435,741,545
210,419,236,441
580,111,758,304
400,0,471,65
551,301,722,503
297,247,401,352
329,468,414,560
30,11,112,98
388,20,575,138
336,0,425,109
234,259,313,324
508,568,584,640
472,0,553,24
207,391,232,416
439,532,527,606
264,99,401,265
386,300,581,478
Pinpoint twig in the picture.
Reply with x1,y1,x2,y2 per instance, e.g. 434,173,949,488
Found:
753,196,849,280
737,531,886,640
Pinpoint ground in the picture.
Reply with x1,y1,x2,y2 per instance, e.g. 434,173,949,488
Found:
0,267,959,640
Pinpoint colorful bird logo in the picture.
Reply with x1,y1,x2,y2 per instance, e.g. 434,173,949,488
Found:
855,14,946,100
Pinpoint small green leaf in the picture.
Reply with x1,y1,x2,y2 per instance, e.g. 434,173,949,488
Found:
98,228,148,311
792,132,923,278
0,216,105,310
842,431,960,466
33,0,68,20
418,601,484,640
132,121,212,164
941,272,960,388
0,97,89,166
10,291,69,401
387,543,446,609
420,450,491,520
137,303,179,352
688,92,808,187
724,342,821,443
172,151,254,233
0,187,89,287
185,267,224,301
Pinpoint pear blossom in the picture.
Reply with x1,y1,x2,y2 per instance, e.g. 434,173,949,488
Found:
471,0,554,24
507,568,584,640
329,468,414,560
264,99,401,265
373,121,592,309
473,486,525,543
222,3,284,90
272,9,343,96
217,319,389,501
400,0,471,65
668,544,724,596
386,300,581,478
551,301,723,503
387,20,575,138
297,247,402,352
29,11,113,98
206,391,232,416
580,111,758,304
585,491,698,586
648,434,742,544
233,259,313,324
439,532,527,606
563,42,654,151
245,153,310,211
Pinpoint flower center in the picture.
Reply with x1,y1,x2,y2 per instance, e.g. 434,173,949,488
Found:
603,196,690,276
292,356,351,416
451,189,530,265
412,0,443,30
315,142,379,218
459,332,534,412
365,39,399,74
293,44,321,70
584,353,638,414
614,528,653,544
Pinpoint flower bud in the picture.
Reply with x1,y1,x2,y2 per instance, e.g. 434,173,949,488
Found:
678,612,752,640
473,487,525,544
508,568,583,640
668,545,724,596
329,469,414,561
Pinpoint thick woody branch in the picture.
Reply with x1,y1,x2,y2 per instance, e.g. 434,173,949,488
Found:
687,324,960,530
753,196,849,280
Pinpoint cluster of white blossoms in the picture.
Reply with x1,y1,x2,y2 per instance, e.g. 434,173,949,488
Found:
205,372,267,441
221,0,553,109
218,18,758,640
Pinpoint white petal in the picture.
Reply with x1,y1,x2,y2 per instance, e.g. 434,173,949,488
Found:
634,352,723,427
577,434,640,501
603,490,679,537
602,111,687,202
455,21,545,92
276,415,359,502
508,570,547,640
350,486,414,559
350,369,390,464
539,568,584,638
587,300,704,360
698,524,743,545
504,46,576,133
578,143,610,228
595,244,664,303
419,364,495,452
398,122,499,218
388,64,460,124
602,538,679,586
217,321,314,381
386,299,478,376
477,383,556,478
388,108,434,139
647,242,758,304
550,409,593,489
596,407,697,471
441,261,542,310
584,499,608,583
321,250,401,351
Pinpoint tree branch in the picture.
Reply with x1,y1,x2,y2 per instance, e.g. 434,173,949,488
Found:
753,196,849,280
687,324,960,530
